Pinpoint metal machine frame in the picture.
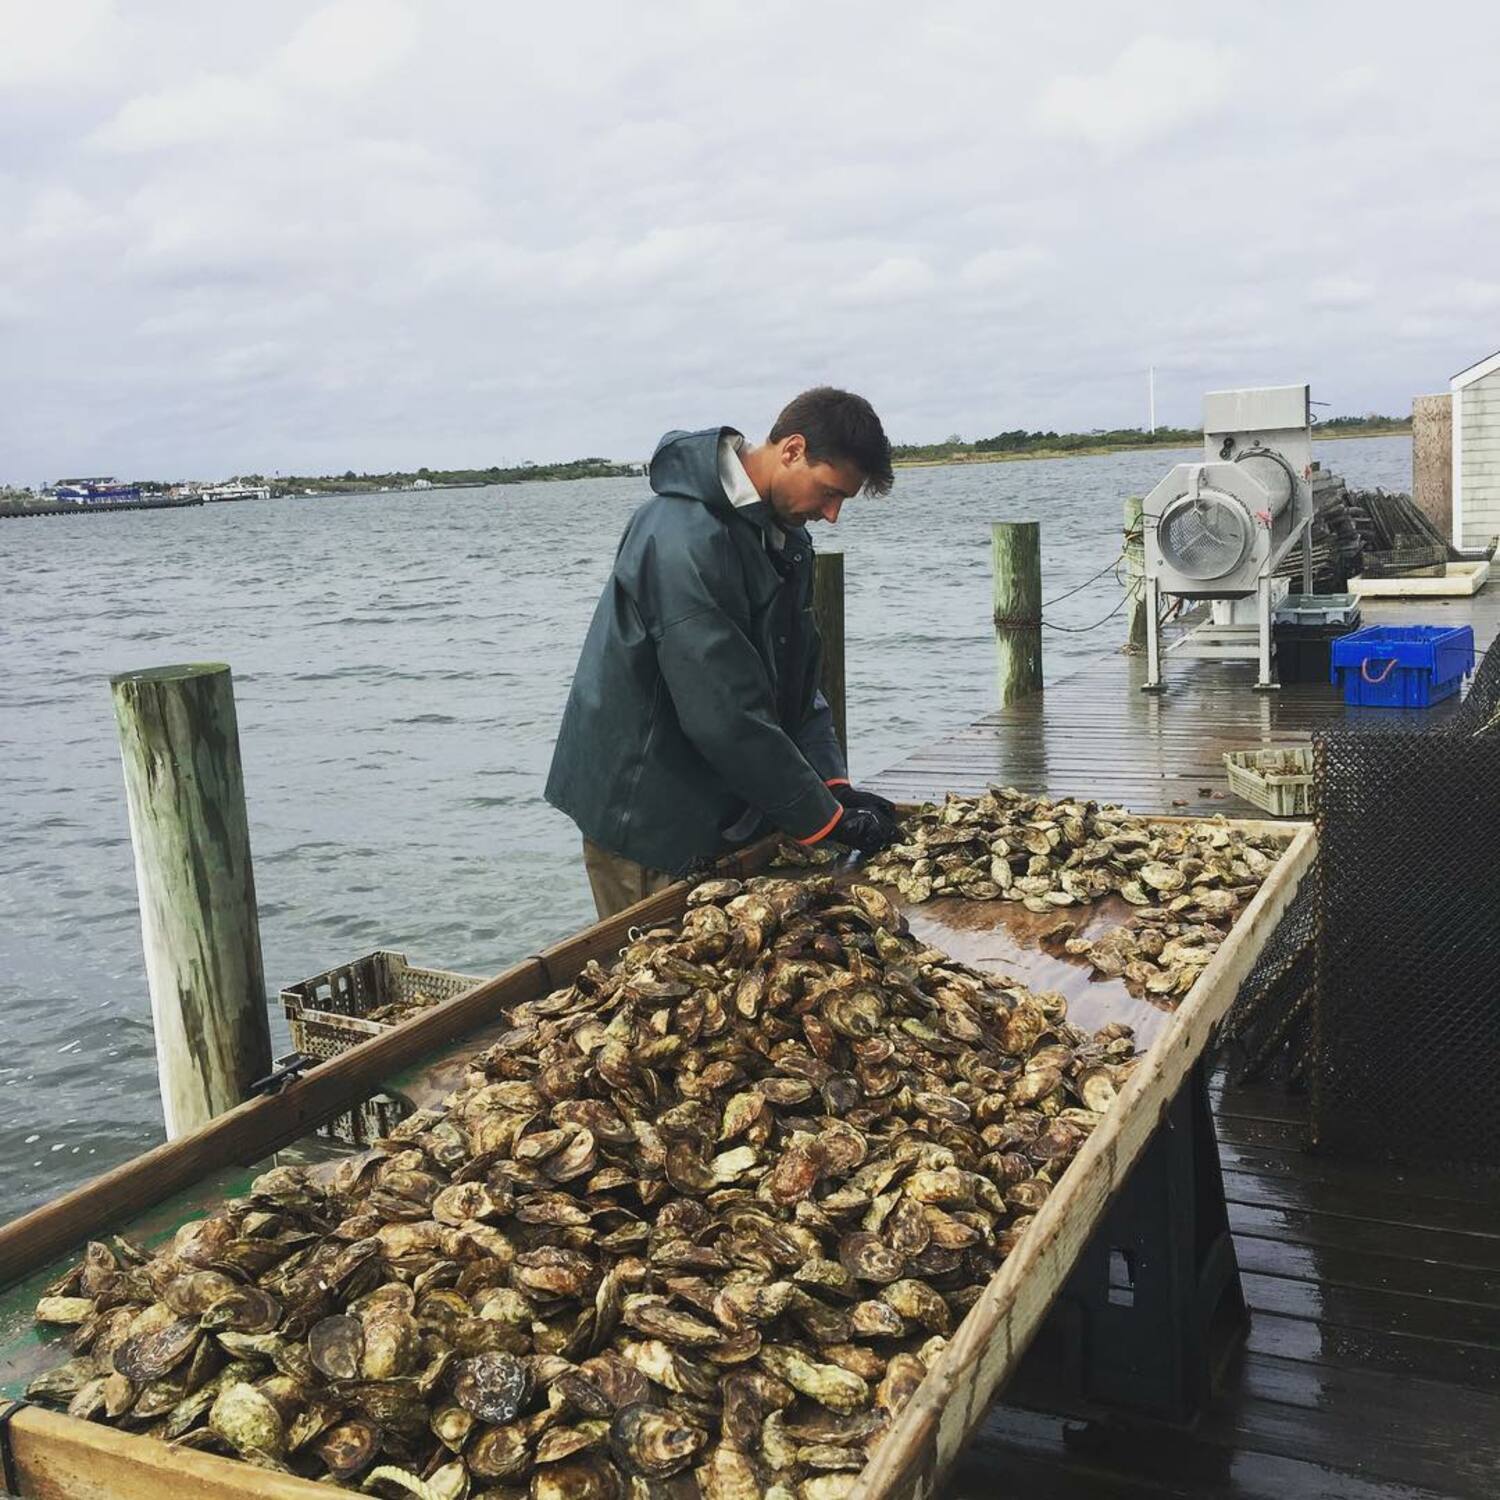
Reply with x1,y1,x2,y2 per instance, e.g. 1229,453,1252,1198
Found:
1143,385,1315,692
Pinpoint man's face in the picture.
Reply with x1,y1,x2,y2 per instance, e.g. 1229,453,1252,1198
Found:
765,435,864,526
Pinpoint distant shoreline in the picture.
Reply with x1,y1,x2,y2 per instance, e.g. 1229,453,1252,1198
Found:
5,427,1410,509
892,425,1411,471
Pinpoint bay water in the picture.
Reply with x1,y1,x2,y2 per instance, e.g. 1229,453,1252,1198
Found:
0,436,1411,1222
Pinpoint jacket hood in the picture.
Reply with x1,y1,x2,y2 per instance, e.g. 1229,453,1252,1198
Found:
649,426,753,523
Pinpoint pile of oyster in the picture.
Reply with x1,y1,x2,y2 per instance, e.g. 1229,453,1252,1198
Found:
31,876,1137,1499
1054,914,1227,1000
783,789,1282,1001
366,990,442,1026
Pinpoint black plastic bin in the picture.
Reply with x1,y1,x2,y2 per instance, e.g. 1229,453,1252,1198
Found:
1274,616,1361,684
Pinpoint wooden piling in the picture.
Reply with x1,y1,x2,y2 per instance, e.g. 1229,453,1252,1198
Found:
1123,496,1147,652
110,663,272,1139
813,551,847,758
992,521,1042,705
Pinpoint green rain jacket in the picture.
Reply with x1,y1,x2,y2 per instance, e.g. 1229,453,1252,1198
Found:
545,426,847,874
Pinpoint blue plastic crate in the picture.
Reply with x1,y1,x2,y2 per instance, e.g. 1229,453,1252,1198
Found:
1329,624,1475,708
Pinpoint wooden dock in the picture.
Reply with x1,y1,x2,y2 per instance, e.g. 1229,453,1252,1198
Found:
0,495,205,518
871,588,1500,817
872,586,1500,1498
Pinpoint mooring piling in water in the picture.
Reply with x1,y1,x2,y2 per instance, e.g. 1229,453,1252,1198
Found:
992,520,1043,706
110,662,272,1139
812,551,847,758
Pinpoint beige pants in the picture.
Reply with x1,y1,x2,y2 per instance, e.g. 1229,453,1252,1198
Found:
582,838,675,920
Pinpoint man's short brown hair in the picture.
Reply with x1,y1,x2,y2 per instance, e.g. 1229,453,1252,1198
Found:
769,387,893,496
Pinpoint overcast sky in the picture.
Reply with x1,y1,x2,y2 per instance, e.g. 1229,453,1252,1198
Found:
2,1,1497,482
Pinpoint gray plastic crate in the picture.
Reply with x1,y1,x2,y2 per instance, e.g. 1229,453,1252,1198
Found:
1273,593,1359,627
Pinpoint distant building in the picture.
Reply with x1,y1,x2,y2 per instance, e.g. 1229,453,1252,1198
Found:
51,477,139,504
1453,349,1500,548
411,478,433,490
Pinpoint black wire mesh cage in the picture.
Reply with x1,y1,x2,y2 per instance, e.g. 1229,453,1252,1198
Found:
1358,544,1452,578
1219,875,1316,1086
1309,637,1500,1169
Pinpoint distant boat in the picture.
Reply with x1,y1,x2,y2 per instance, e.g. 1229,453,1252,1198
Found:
202,483,271,502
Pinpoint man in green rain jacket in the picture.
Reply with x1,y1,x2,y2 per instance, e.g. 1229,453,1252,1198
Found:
546,387,904,918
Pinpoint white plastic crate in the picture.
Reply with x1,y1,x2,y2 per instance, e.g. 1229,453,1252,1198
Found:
1223,748,1314,817
279,950,485,1145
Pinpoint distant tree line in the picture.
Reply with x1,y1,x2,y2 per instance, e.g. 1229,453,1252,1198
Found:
107,459,642,495
29,415,1413,497
971,425,1200,454
1314,413,1411,434
260,458,639,494
891,412,1409,463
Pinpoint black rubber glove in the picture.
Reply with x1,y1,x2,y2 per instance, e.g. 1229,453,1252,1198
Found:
835,806,903,855
831,783,900,822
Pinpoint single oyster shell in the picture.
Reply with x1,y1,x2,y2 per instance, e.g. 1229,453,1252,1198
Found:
453,1350,533,1423
162,1270,240,1317
469,1422,531,1481
536,1424,604,1464
621,1294,720,1347
874,1352,927,1415
308,1314,364,1381
879,1280,952,1334
608,1402,706,1478
688,879,743,906
200,1285,281,1334
314,1417,379,1480
837,1233,905,1284
696,1443,765,1500
209,1381,286,1460
758,1346,869,1414
530,1455,623,1500
113,1315,200,1383
34,1297,95,1325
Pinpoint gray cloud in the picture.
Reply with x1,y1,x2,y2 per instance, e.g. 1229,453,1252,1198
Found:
2,0,1497,483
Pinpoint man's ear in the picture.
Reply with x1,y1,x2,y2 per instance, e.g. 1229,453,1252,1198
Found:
779,434,805,466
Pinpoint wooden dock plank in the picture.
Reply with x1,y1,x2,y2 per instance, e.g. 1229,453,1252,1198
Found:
1222,1168,1500,1242
1239,1269,1500,1351
1224,1201,1500,1273
1219,1139,1494,1217
1242,1308,1500,1391
1212,1114,1309,1154
1207,1353,1500,1496
958,1403,1469,1500
1229,1232,1500,1309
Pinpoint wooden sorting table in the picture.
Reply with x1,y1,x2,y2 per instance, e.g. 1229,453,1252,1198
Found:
0,817,1314,1500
